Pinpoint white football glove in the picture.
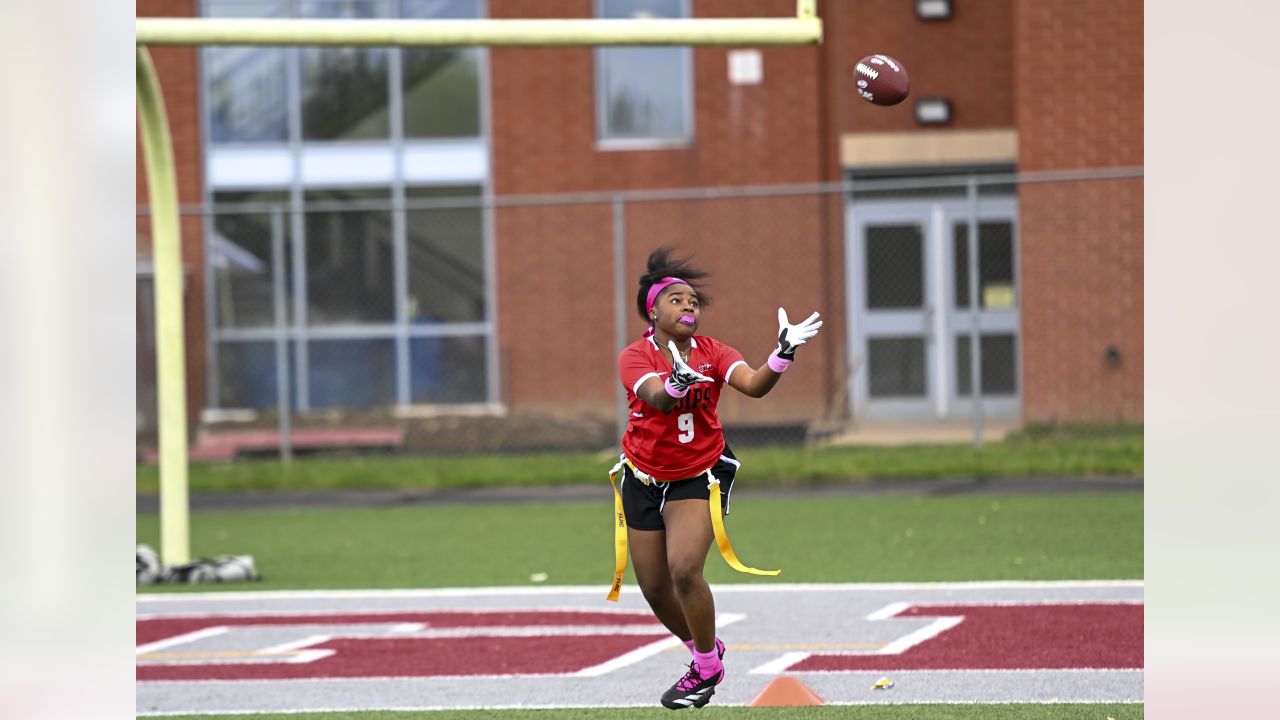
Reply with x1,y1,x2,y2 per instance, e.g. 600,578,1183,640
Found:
775,308,823,360
667,341,714,391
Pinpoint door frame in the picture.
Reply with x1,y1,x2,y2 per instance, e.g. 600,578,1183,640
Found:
845,197,1022,423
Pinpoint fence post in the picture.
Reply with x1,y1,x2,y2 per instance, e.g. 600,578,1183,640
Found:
271,209,293,462
966,178,985,448
613,196,628,444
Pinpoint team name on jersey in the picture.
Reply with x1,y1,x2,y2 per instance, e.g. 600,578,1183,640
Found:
664,385,714,414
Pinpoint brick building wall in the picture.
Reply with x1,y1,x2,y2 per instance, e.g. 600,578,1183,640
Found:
489,0,834,423
829,0,1015,134
133,0,1143,427
1014,0,1143,421
137,0,207,427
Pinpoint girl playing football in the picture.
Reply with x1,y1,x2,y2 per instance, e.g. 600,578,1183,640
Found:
611,246,822,709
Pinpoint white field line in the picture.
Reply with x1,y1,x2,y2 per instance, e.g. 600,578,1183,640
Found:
136,626,229,655
142,621,672,638
880,615,964,654
138,666,1144,687
380,623,671,638
138,605,661,620
255,635,332,655
895,599,1145,608
751,602,964,674
283,649,336,664
137,615,747,679
136,698,1145,717
255,635,338,664
136,579,1144,604
138,653,337,667
573,613,745,677
140,633,338,667
781,667,1146,674
138,624,675,667
866,601,911,621
750,651,810,674
571,635,683,677
141,622,672,639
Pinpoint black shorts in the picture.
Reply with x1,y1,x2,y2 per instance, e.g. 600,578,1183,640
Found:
620,447,739,531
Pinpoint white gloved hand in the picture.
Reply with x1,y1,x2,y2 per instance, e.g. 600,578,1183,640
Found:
775,308,823,360
667,340,714,391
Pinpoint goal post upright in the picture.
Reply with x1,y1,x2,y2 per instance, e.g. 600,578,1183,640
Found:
135,0,822,567
136,47,190,567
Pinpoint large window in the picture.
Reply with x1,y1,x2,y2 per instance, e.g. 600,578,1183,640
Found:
203,0,483,145
595,0,692,145
201,0,492,412
209,187,490,411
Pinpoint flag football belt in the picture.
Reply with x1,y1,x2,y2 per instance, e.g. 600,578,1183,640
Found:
606,455,779,602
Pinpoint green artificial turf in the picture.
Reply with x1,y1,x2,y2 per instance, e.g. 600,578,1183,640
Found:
136,492,1142,592
136,426,1142,495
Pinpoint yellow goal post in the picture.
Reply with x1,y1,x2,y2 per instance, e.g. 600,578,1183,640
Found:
136,1,822,566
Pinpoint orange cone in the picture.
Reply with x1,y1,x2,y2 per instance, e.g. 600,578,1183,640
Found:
747,676,826,707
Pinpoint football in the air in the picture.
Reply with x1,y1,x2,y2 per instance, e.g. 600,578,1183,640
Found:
853,54,910,106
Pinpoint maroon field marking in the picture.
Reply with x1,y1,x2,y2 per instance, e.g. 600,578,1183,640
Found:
137,609,657,645
137,633,666,681
793,602,1143,671
138,609,667,681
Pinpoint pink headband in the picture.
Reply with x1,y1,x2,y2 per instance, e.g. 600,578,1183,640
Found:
645,277,690,316
643,277,691,337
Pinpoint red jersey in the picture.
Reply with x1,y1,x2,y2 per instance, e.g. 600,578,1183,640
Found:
618,335,747,479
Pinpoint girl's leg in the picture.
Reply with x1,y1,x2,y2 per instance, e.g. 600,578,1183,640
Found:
628,527,693,641
661,499,717,653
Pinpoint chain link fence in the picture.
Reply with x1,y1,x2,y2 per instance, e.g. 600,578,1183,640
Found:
137,168,1142,461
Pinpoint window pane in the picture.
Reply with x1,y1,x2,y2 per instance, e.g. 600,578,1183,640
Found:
954,221,1016,309
212,191,291,329
309,339,396,408
402,1,482,138
845,166,1018,201
303,189,394,324
406,186,485,323
217,341,287,409
411,336,487,403
402,0,482,17
955,333,1018,396
599,0,682,18
205,1,288,143
597,0,689,141
868,337,927,398
865,224,924,309
301,1,391,140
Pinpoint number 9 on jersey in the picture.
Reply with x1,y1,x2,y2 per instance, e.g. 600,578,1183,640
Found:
677,413,695,444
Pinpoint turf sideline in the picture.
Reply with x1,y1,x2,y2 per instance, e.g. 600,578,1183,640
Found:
137,579,1144,604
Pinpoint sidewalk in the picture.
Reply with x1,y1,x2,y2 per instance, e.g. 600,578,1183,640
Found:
824,421,1021,447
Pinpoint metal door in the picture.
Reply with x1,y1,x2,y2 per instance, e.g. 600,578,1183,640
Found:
846,199,1021,422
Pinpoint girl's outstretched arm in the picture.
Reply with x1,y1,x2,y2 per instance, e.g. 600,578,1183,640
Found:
728,307,823,398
